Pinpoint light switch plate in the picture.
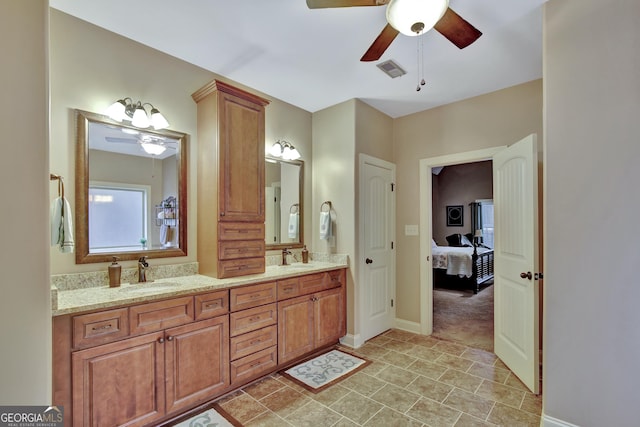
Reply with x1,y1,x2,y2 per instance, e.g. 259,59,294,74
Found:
405,225,419,236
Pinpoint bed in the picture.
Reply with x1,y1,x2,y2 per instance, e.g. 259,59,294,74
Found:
432,242,494,294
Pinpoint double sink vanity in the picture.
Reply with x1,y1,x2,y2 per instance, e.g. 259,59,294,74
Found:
52,259,347,427
53,79,341,426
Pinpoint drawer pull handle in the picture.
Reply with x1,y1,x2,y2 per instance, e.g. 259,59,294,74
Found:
250,362,262,368
92,324,113,331
205,302,220,308
250,339,262,345
250,294,259,299
284,287,294,292
249,316,261,322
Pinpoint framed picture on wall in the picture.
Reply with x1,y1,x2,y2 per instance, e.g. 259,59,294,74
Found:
446,205,464,227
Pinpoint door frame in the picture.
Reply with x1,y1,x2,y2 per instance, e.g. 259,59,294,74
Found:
357,154,396,347
418,146,505,334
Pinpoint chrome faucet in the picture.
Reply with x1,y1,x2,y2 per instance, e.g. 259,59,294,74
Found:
138,256,149,282
282,248,292,266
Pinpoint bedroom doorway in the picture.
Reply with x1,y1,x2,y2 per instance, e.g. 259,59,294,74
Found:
418,136,541,394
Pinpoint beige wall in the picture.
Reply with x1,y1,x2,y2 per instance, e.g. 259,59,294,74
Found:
393,79,543,324
543,0,640,425
49,9,313,274
0,0,51,403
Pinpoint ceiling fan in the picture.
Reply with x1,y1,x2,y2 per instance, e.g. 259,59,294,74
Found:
105,135,173,156
306,0,482,62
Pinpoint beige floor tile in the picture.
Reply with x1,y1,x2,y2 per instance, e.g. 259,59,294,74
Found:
310,384,351,407
363,407,423,427
454,413,498,427
520,393,542,415
379,350,417,368
218,392,269,424
370,383,421,413
433,340,468,356
435,353,475,371
383,329,416,341
366,335,393,346
466,362,510,384
384,339,417,353
475,380,525,408
408,359,449,380
360,360,388,376
376,365,419,387
244,376,287,400
407,334,441,348
284,400,343,427
332,417,360,427
460,348,498,365
330,391,384,425
405,397,462,426
443,388,495,420
406,345,443,361
244,411,292,427
487,402,540,426
352,343,390,361
405,375,453,402
339,372,386,396
504,372,530,392
438,369,484,393
259,387,312,418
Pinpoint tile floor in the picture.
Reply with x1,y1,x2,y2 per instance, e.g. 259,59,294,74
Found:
215,329,541,426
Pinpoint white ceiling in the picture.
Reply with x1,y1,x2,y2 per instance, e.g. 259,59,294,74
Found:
50,0,546,119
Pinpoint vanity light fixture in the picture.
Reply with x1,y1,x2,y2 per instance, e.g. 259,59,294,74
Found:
106,98,170,130
269,140,301,160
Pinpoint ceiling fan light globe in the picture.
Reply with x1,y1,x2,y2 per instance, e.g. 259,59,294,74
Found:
141,142,166,156
386,0,449,36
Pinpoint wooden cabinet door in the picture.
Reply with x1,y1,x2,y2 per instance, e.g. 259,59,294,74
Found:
164,316,230,414
314,287,345,349
218,91,265,223
278,294,314,364
72,332,165,427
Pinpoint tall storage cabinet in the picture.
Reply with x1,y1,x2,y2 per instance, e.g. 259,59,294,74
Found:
192,80,270,278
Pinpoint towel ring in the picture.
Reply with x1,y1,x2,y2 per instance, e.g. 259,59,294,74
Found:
289,203,299,214
50,173,65,199
321,201,332,212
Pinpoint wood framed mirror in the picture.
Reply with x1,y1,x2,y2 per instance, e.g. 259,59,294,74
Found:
75,109,188,263
265,157,303,250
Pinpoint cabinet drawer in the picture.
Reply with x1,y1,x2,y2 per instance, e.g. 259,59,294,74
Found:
129,297,194,335
230,346,277,385
230,303,277,337
218,222,265,241
230,281,276,311
73,308,129,349
219,240,265,260
277,277,300,300
299,272,335,295
230,325,277,361
194,290,229,321
218,257,265,279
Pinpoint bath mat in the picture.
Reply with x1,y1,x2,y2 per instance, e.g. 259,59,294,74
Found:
281,349,370,393
170,403,241,427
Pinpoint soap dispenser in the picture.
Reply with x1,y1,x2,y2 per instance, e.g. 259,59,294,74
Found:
301,245,309,264
108,256,121,288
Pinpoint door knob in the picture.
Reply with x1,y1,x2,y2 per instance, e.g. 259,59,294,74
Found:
520,271,532,280
365,258,373,264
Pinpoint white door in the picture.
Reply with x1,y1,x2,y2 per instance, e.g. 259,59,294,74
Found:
493,134,540,394
360,155,396,342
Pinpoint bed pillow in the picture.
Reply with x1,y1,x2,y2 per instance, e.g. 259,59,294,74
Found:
432,239,438,248
461,235,473,247
445,233,462,246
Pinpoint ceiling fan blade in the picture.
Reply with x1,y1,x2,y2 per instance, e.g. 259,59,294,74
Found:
306,0,387,9
360,23,399,62
434,7,482,49
105,137,138,144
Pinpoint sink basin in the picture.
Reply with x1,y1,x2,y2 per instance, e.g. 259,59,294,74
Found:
120,282,181,293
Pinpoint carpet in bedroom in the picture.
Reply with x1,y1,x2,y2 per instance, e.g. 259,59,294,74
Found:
433,284,494,351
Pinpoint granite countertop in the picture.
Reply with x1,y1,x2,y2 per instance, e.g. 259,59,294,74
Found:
51,260,348,316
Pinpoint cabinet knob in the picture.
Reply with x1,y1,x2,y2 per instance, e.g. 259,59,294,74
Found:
365,258,373,264
166,336,174,341
158,337,165,343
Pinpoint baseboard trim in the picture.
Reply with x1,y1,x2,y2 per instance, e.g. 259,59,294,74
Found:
339,333,363,349
394,318,422,334
541,413,580,427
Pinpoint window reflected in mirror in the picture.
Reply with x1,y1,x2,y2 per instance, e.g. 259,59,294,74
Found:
75,109,188,263
265,158,303,249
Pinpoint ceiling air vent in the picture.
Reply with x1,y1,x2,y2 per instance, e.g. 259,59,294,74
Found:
376,60,406,79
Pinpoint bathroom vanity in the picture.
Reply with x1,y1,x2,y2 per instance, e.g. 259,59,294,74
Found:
52,262,347,427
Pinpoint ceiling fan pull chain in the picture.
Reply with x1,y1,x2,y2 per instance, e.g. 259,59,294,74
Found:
416,33,422,91
420,33,426,87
